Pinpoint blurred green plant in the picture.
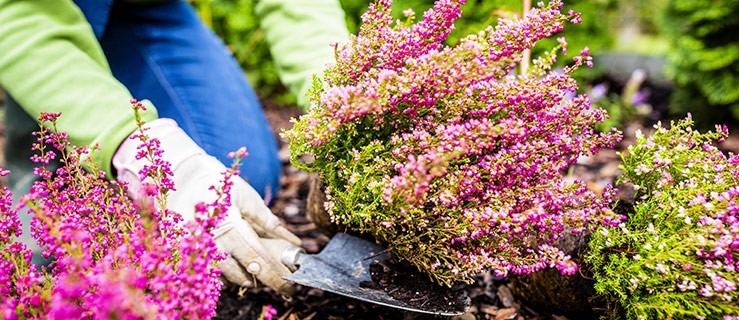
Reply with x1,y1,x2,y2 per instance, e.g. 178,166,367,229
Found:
591,69,653,131
190,0,296,105
659,0,739,125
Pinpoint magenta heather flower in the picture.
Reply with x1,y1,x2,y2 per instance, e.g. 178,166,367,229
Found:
259,305,278,320
286,0,622,285
1,159,50,319
1,103,239,318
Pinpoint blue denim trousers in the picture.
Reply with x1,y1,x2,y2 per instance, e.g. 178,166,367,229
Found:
80,0,282,199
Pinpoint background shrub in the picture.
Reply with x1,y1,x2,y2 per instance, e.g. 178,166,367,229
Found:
190,0,294,105
659,0,739,126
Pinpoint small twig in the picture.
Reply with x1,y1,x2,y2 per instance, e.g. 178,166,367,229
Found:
363,248,391,261
409,294,429,302
276,307,294,320
579,267,595,280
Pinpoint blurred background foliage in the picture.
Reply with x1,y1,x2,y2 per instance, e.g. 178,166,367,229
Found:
189,0,739,127
659,0,739,126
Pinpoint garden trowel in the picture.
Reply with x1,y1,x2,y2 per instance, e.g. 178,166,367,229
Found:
278,232,469,316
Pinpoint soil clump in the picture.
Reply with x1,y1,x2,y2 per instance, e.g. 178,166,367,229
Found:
359,257,470,314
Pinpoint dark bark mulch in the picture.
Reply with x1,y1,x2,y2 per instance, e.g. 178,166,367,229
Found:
359,258,470,314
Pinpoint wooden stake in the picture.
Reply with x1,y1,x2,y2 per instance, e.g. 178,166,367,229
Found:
521,0,532,75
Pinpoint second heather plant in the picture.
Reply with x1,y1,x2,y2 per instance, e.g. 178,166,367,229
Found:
587,117,739,319
286,0,622,285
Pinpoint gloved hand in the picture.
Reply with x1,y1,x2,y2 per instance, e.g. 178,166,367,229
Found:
112,118,302,294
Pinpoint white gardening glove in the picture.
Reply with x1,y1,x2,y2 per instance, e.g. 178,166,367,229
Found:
112,118,302,295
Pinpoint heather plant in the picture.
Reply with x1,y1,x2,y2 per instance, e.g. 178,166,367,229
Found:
285,0,623,286
0,102,237,318
587,116,739,319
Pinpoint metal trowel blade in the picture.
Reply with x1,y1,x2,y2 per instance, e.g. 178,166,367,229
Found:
283,233,469,316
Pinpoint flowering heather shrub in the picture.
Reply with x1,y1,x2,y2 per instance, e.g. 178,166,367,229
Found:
0,103,235,318
587,116,739,319
285,0,622,285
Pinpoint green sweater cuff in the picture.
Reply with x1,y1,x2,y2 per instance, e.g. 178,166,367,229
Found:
256,0,349,110
0,0,159,179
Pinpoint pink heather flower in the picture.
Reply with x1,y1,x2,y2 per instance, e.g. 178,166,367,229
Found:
1,104,236,318
556,36,568,54
260,305,279,320
580,47,590,57
38,111,61,122
555,260,578,276
228,146,249,159
690,194,707,206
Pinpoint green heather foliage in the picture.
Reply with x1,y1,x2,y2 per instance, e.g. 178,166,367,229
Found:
587,117,739,319
660,0,739,124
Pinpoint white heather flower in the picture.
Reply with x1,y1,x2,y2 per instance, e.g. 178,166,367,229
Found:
677,206,686,218
635,164,650,175
348,172,360,184
655,263,668,273
647,223,656,233
635,129,644,140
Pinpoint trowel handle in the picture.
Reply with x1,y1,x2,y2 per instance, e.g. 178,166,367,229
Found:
258,238,305,271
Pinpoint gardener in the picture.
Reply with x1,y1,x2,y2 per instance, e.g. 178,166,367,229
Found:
0,0,348,294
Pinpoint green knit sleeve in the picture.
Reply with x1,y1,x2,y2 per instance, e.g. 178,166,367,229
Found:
255,0,350,110
0,0,159,178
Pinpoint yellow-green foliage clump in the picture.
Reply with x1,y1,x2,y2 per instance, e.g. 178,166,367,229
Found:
587,116,739,319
